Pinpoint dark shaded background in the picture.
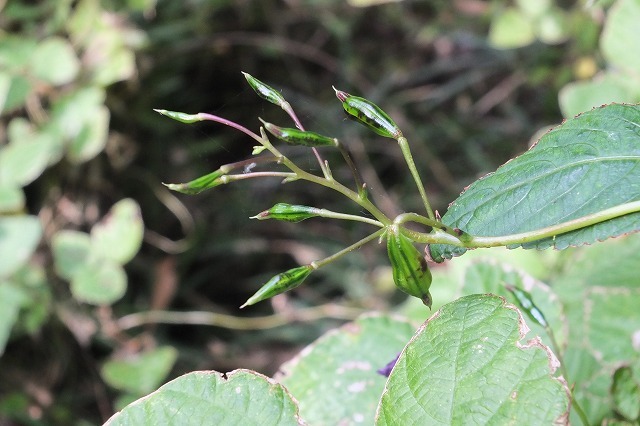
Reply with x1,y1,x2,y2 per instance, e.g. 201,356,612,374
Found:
1,0,592,423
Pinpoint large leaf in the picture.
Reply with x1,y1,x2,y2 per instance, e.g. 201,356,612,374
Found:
105,370,303,426
376,294,569,425
429,104,640,262
277,315,415,426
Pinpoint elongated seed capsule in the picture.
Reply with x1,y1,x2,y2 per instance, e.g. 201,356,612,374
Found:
333,87,403,139
250,203,321,223
386,226,432,308
260,119,338,147
240,265,313,308
505,285,548,328
163,169,225,194
154,109,204,124
242,72,288,108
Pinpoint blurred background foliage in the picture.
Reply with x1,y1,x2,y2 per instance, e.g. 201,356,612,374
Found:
0,0,638,423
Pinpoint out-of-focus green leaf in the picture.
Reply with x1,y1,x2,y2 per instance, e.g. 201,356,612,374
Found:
10,265,51,336
0,72,31,114
66,105,110,163
90,38,136,86
377,294,569,425
429,104,640,262
0,216,42,278
553,234,640,423
105,370,304,426
601,0,640,76
0,133,57,187
0,36,37,71
29,37,79,85
535,8,568,45
461,262,567,349
611,366,640,421
278,315,415,426
49,87,109,164
515,0,550,18
52,230,92,281
101,347,179,395
90,199,144,265
0,281,28,356
559,74,640,118
70,260,127,305
0,186,25,213
489,8,535,49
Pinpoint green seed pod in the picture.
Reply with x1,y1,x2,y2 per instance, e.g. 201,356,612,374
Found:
251,203,321,223
333,87,403,139
242,72,288,108
261,119,338,147
506,285,548,328
386,226,432,308
154,109,203,124
163,169,225,195
241,265,313,308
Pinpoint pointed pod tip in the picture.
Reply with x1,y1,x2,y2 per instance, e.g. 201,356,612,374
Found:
332,86,349,102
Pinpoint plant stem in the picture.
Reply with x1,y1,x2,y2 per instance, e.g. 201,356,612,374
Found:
407,200,640,248
281,101,329,178
465,200,640,248
315,208,384,227
220,171,297,184
397,137,436,221
260,129,392,225
198,113,263,143
311,228,386,269
394,212,462,238
198,112,390,225
116,304,365,331
336,141,365,196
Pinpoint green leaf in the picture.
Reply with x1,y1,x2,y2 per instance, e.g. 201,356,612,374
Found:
534,8,568,45
461,262,567,349
489,8,535,49
101,347,179,395
0,281,28,356
559,74,640,118
49,87,109,164
70,260,127,305
278,315,415,425
611,366,640,421
376,294,570,425
0,132,56,187
90,199,144,264
29,37,79,85
66,105,110,163
51,230,92,281
553,234,640,423
0,186,25,213
601,0,640,77
429,104,640,262
0,216,42,278
104,370,303,426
